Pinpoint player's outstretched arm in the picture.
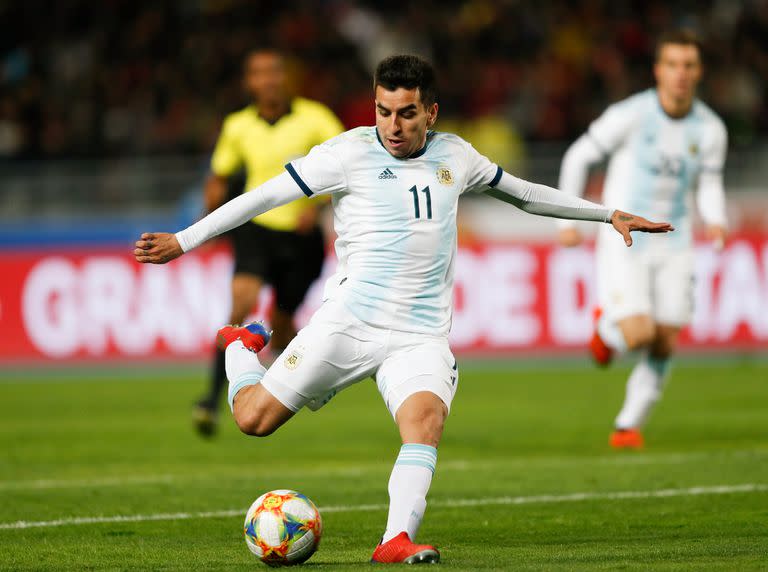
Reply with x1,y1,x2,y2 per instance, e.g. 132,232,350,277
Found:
609,209,674,247
133,171,306,264
484,170,672,247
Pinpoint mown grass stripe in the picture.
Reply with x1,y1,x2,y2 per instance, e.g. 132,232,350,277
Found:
2,483,764,530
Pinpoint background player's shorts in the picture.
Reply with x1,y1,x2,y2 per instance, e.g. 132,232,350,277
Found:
259,298,459,419
231,222,325,313
597,240,694,326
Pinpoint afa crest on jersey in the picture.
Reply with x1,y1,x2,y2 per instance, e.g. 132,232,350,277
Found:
436,166,454,185
284,347,304,370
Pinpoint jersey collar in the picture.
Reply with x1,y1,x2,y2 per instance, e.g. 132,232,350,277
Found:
375,127,432,159
653,88,695,122
251,100,294,126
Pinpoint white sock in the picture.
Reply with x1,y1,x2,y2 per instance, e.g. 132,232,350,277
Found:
615,354,670,429
597,314,628,354
382,444,437,543
225,340,266,412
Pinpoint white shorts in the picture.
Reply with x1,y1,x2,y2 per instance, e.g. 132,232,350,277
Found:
596,239,694,326
260,298,459,418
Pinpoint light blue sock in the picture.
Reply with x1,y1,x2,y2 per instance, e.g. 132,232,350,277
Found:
227,371,265,412
225,341,266,412
383,444,438,542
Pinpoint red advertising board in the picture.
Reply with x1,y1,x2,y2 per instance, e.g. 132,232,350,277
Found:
0,237,765,363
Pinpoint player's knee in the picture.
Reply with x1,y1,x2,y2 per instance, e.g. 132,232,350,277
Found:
234,408,276,437
625,326,655,350
398,403,446,446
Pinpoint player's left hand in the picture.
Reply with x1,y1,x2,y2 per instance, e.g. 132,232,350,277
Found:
134,232,183,264
610,210,674,247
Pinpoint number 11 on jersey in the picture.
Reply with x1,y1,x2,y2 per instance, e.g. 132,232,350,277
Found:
408,186,432,219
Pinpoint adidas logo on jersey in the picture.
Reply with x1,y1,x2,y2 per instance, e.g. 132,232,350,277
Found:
378,168,397,179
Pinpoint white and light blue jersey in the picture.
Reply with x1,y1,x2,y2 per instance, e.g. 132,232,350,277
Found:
285,126,501,336
586,89,727,250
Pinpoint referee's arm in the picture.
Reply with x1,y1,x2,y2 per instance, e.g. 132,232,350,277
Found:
206,116,243,213
204,175,229,214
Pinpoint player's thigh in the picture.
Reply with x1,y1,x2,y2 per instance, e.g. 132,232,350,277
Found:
597,244,652,322
260,300,384,412
376,337,458,421
618,314,656,348
271,228,325,314
232,383,295,437
653,250,694,327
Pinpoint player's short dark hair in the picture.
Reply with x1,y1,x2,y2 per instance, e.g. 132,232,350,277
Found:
654,29,703,62
374,55,437,106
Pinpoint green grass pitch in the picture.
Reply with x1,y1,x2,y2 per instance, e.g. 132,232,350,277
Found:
1,358,767,570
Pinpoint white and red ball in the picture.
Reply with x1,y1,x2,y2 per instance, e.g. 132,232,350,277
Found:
244,489,322,567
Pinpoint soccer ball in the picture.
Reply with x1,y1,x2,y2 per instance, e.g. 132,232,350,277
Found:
243,489,322,566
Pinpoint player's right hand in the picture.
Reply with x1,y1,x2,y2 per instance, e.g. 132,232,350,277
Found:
134,232,183,264
558,227,583,247
610,210,674,247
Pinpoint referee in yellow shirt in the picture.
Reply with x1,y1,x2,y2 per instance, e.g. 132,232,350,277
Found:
194,48,344,436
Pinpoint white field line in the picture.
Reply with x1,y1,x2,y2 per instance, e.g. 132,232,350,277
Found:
3,449,765,491
1,483,765,530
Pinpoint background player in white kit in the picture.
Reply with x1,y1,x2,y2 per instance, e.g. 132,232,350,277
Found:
557,30,728,450
135,55,671,563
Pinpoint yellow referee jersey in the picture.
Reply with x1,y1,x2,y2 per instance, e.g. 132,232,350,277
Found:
211,97,344,231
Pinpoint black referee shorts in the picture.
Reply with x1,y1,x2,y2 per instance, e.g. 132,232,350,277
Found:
231,222,325,314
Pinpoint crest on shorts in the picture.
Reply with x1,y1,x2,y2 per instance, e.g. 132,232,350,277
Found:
284,348,303,370
689,143,699,156
436,166,454,186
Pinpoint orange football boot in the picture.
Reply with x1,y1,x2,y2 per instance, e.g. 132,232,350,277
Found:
589,307,614,367
610,428,644,449
371,532,440,564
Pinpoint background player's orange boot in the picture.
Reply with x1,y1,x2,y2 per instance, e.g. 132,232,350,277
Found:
371,532,440,564
610,428,644,449
590,307,613,366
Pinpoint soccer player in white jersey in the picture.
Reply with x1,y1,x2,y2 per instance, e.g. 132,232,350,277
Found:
557,30,728,450
135,55,671,563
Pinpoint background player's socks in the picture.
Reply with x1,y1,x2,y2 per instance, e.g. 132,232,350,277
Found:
615,353,670,429
204,349,227,407
382,444,437,543
192,349,228,436
597,314,628,353
226,340,267,412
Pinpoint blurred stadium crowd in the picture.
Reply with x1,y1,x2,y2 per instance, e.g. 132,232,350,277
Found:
1,0,767,161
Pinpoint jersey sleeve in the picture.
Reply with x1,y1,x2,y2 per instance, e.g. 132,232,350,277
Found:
210,116,243,177
462,142,503,194
701,119,728,173
284,142,347,197
696,120,728,227
585,100,636,154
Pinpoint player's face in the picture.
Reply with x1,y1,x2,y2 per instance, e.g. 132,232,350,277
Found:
654,43,702,103
244,52,287,105
375,86,438,158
